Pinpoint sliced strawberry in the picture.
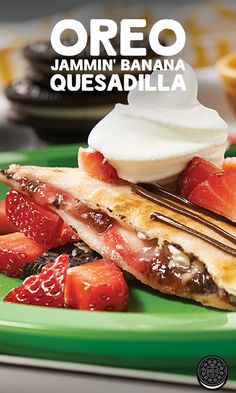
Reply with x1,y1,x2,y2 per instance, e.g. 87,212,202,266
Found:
6,189,66,245
222,157,236,172
189,170,236,222
65,259,129,311
178,157,220,198
6,189,64,245
0,200,18,234
78,147,119,181
4,254,68,307
0,232,48,278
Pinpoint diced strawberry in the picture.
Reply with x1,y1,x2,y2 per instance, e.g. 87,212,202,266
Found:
178,157,220,198
65,259,129,311
0,232,48,278
222,157,236,172
78,148,119,181
4,254,68,307
189,170,236,222
6,189,65,245
0,200,18,234
6,187,79,247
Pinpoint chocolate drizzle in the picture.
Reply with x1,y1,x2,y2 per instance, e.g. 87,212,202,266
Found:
132,183,236,256
150,212,236,256
140,183,236,227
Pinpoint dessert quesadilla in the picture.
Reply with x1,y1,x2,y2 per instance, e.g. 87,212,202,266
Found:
1,164,236,310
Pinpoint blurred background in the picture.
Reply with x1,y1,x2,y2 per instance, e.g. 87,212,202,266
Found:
1,0,236,150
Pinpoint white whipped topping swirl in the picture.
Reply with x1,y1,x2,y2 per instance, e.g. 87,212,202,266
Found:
88,62,228,183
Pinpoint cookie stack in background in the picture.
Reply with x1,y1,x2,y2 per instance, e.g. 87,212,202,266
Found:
5,38,158,144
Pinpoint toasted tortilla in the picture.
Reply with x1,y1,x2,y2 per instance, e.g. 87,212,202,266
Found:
1,164,236,310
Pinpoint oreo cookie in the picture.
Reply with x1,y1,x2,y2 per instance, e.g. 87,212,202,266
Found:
23,37,154,82
6,79,127,108
5,37,159,143
6,79,126,142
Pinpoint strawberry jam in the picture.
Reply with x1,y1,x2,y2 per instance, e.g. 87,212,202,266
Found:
80,210,112,234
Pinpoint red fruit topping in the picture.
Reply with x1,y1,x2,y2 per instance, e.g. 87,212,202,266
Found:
222,157,236,172
6,189,65,245
0,200,18,234
4,254,68,307
6,188,78,246
78,148,119,181
65,259,129,311
178,157,220,198
0,232,48,278
189,170,236,222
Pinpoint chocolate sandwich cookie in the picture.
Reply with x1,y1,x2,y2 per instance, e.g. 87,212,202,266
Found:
6,79,127,142
23,37,155,87
6,37,161,143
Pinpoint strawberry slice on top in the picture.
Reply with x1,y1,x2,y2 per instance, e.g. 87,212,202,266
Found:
178,156,236,222
189,170,236,222
178,156,220,198
78,147,119,181
6,189,78,246
4,254,68,307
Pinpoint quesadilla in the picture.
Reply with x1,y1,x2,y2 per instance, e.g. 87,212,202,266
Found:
1,164,236,310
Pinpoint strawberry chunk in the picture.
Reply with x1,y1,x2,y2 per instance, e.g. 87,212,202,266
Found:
6,188,79,246
178,157,220,198
6,189,65,245
78,148,119,181
189,170,236,222
65,259,129,311
0,232,48,278
222,157,236,172
0,200,18,234
4,254,68,307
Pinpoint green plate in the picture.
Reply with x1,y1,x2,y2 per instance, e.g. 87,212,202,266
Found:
0,144,236,377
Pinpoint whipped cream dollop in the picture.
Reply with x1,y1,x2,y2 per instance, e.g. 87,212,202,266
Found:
88,62,228,183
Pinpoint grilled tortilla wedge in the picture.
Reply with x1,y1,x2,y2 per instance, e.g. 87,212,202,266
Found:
1,164,236,310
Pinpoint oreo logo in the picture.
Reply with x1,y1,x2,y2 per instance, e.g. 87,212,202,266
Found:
197,356,228,390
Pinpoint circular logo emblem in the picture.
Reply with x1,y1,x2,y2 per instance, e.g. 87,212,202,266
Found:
197,356,228,390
